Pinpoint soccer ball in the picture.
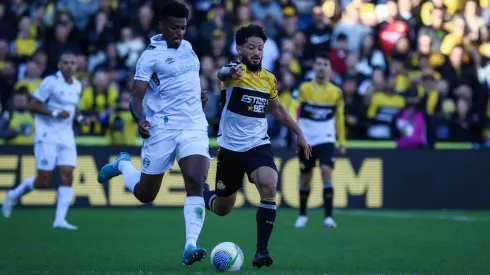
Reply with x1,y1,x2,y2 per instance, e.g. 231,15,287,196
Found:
210,242,244,272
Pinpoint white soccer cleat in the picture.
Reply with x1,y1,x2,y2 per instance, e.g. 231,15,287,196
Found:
2,191,16,218
294,215,308,228
53,220,78,230
323,217,337,228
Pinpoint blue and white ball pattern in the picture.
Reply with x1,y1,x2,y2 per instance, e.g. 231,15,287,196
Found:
210,242,244,272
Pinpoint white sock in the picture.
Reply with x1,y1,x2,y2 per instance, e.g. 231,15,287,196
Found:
11,176,35,200
55,186,73,223
118,160,141,193
184,196,206,248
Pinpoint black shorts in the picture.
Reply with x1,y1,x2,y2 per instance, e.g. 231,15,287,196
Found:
298,142,336,173
215,144,277,197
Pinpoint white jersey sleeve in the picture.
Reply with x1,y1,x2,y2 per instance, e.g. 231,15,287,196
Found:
33,76,55,102
134,49,158,82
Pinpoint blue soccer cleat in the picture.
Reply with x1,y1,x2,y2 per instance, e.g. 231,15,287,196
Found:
182,245,207,266
97,152,131,183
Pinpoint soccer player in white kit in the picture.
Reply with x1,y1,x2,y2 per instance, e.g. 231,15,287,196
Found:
97,1,211,266
2,51,89,230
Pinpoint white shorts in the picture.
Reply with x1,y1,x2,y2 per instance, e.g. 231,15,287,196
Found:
141,127,211,175
34,141,77,171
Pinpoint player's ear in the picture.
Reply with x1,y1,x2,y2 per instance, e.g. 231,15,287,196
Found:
236,45,241,56
158,21,164,29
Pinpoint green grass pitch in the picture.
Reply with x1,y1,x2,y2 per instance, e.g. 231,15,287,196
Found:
1,208,489,275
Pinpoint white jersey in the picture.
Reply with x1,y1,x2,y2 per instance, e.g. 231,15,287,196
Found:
32,71,82,146
134,35,207,130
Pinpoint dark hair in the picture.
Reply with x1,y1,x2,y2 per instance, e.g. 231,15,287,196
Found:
58,50,75,60
337,33,347,41
314,52,329,61
15,86,29,96
159,1,189,21
235,24,267,46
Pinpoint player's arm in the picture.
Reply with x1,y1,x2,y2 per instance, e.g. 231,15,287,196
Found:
269,97,311,158
29,77,69,118
131,50,156,138
217,62,242,81
335,91,346,154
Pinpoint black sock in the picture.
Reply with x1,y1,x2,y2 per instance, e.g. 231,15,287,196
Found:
323,182,334,217
203,186,216,212
299,187,310,216
256,198,276,252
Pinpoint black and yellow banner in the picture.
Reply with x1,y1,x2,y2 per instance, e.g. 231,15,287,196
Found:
0,146,489,209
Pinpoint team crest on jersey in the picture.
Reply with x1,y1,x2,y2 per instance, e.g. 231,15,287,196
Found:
147,45,156,50
143,157,150,168
216,180,226,190
165,58,175,64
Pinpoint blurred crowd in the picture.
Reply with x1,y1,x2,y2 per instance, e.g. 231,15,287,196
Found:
0,0,489,148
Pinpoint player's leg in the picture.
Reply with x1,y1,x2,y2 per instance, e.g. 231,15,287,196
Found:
98,128,175,203
52,145,79,229
203,147,245,216
247,145,278,268
98,152,166,203
53,166,77,229
2,142,56,218
176,129,212,265
318,143,337,228
294,146,316,228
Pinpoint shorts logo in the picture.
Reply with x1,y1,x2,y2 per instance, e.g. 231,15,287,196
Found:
41,159,48,166
216,180,226,190
143,157,150,168
331,157,336,163
299,162,305,169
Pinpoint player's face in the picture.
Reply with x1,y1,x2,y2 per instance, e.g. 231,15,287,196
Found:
313,58,331,80
58,54,77,76
237,36,264,71
161,17,187,48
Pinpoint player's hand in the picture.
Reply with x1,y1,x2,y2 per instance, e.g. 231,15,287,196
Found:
138,120,152,139
57,111,70,118
296,134,312,160
337,146,346,156
230,65,242,80
201,91,208,109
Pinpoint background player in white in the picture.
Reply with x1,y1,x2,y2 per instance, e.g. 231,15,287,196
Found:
97,1,211,266
2,51,90,230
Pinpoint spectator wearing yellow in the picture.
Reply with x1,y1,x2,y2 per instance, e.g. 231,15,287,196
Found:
419,7,448,53
4,88,34,145
417,73,441,116
15,61,43,94
367,77,406,139
440,14,471,56
391,54,411,93
9,16,41,58
105,91,137,145
410,34,445,70
80,71,119,135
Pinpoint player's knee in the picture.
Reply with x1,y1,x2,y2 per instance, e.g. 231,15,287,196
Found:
59,171,73,186
183,172,205,192
300,171,313,186
320,165,333,179
34,173,52,188
257,180,277,198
